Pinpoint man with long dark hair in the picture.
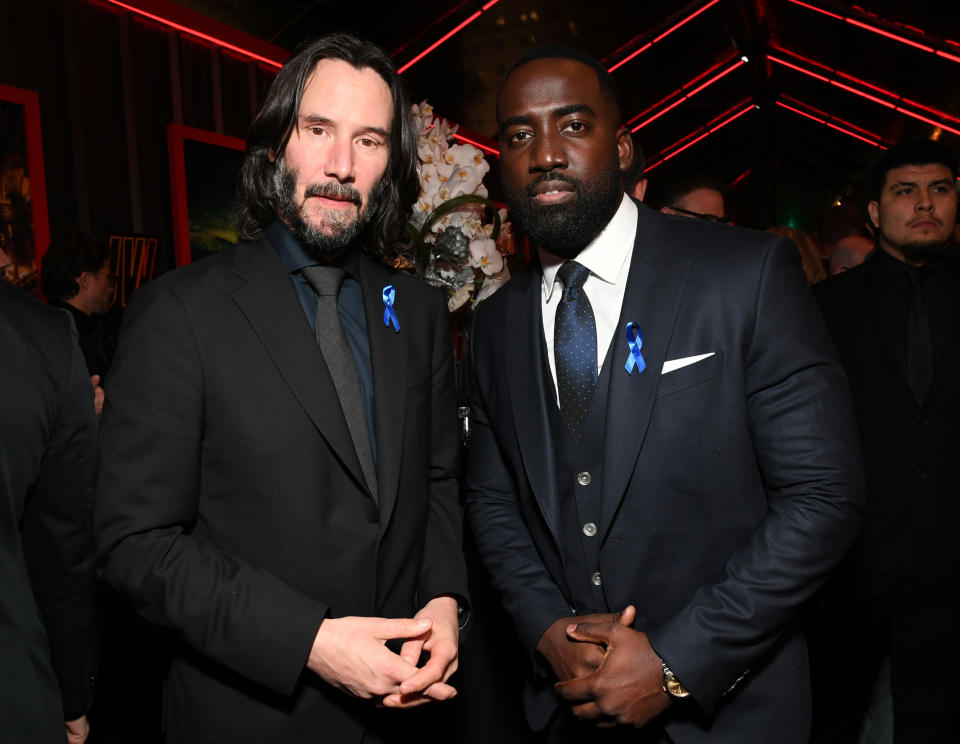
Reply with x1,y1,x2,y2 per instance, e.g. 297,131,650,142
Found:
96,33,467,743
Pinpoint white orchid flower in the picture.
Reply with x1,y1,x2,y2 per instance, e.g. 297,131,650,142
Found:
468,237,504,275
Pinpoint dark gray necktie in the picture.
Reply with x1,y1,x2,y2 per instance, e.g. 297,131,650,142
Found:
301,265,378,502
554,261,597,437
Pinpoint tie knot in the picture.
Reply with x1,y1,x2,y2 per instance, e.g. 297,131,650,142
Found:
302,265,345,296
557,261,590,290
909,267,928,290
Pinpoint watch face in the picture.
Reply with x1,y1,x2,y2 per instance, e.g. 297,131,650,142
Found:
666,675,691,698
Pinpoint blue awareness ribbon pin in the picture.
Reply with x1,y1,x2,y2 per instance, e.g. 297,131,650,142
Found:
382,285,400,332
624,322,646,375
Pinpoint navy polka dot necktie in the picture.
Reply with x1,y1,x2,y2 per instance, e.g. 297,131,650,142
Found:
555,260,597,437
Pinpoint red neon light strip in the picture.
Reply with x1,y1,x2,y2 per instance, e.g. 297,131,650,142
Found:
785,0,843,20
769,52,960,137
776,100,887,149
767,54,830,82
608,0,722,73
787,0,958,65
730,167,753,186
646,101,755,170
778,94,880,137
844,18,934,52
452,132,499,157
625,58,731,126
686,58,746,96
629,58,745,132
105,0,284,68
777,100,825,124
902,96,960,124
894,107,960,136
398,1,500,74
652,0,723,43
825,121,886,146
771,44,960,126
608,43,653,73
829,80,895,109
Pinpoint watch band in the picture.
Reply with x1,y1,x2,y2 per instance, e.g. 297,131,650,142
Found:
660,658,691,699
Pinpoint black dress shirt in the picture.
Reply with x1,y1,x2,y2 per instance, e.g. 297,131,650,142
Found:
268,220,378,466
873,246,957,392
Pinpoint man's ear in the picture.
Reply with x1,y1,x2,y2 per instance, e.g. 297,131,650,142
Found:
76,271,94,294
867,200,880,229
632,178,648,202
616,127,633,174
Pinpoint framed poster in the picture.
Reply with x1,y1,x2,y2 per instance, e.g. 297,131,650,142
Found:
167,124,245,266
0,84,50,295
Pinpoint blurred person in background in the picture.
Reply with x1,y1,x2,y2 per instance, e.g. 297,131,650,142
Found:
767,225,827,284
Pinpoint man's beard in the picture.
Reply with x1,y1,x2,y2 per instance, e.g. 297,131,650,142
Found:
273,159,386,260
879,226,954,264
501,156,623,259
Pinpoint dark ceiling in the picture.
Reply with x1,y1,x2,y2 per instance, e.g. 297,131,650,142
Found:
176,0,960,230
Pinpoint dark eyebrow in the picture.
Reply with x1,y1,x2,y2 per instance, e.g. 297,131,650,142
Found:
498,114,531,138
554,103,595,118
498,104,596,138
299,114,389,140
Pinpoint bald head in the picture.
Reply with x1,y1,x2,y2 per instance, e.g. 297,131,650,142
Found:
830,235,874,275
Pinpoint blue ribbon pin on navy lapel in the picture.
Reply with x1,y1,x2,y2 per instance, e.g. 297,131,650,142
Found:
382,284,400,332
624,322,645,375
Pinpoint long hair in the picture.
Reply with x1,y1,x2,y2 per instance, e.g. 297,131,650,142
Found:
236,33,419,257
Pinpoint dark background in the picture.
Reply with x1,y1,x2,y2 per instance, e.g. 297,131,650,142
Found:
1,0,958,276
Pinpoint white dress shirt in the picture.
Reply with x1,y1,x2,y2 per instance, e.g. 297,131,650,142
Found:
540,194,638,406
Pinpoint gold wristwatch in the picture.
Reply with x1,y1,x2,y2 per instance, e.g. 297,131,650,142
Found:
660,659,691,699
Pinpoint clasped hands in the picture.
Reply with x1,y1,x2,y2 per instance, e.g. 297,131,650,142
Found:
537,604,673,728
307,595,459,709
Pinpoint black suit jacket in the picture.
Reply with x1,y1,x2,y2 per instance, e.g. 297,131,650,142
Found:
95,236,468,743
465,204,865,743
814,252,960,592
0,280,98,743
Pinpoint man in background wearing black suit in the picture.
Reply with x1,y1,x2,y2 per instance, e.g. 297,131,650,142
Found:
466,47,864,743
0,279,99,743
813,138,960,743
96,33,467,743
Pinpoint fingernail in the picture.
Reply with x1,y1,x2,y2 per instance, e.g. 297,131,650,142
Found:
417,619,431,628
566,624,577,633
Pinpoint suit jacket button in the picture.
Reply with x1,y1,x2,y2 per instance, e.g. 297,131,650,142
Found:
590,571,602,586
577,471,591,486
583,522,597,537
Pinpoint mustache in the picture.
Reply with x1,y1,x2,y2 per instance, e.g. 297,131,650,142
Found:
303,181,362,207
525,172,581,198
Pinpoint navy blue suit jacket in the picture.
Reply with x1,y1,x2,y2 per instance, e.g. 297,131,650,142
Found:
465,203,865,743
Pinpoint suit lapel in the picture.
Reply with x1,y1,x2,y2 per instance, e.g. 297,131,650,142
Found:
360,258,406,530
600,209,691,533
230,238,369,493
507,267,564,548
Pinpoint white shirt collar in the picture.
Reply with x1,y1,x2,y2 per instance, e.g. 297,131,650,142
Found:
540,194,638,302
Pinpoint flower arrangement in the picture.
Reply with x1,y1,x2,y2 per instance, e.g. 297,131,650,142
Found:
400,101,511,311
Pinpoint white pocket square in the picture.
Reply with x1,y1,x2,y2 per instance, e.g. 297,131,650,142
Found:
661,352,715,375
